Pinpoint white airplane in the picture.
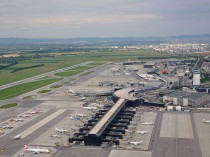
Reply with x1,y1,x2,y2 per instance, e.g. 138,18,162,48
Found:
69,89,75,93
136,130,149,134
55,127,68,133
80,97,86,100
83,106,97,110
50,134,61,138
129,140,143,145
11,118,24,122
24,144,51,154
76,113,87,117
27,110,42,115
203,119,210,123
125,130,132,133
20,114,31,118
0,125,13,129
12,134,21,140
142,122,153,125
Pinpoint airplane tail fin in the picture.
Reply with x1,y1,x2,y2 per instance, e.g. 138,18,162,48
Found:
24,144,29,150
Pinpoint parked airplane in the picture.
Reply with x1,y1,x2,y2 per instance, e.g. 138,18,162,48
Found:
83,106,97,110
129,140,143,145
20,114,31,118
69,116,80,120
12,134,21,140
69,89,75,93
50,134,61,138
28,110,43,115
76,113,87,117
203,119,210,123
136,130,149,134
125,130,132,133
0,125,13,129
24,144,51,154
55,127,68,133
80,97,86,100
142,122,153,125
11,118,24,122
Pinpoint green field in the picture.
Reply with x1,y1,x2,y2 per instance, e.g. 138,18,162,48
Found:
37,89,51,94
79,71,94,77
0,103,18,109
54,65,96,77
22,95,36,100
50,85,63,88
0,78,61,100
0,49,170,86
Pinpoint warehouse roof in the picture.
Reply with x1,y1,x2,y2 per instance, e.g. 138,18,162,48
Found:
166,91,208,100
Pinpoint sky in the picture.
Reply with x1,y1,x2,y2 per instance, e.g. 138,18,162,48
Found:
0,0,210,38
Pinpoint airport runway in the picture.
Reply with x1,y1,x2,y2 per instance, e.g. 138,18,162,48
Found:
151,112,202,157
0,109,73,157
0,61,92,90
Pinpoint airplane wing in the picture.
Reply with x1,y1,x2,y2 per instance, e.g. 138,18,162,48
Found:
34,151,40,154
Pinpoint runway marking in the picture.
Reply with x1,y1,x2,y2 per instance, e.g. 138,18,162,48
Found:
19,109,66,138
160,113,194,138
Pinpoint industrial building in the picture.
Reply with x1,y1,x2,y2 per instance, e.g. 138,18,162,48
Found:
143,62,155,68
193,69,201,86
163,91,210,107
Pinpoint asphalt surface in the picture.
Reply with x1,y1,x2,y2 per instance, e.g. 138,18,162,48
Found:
151,112,202,157
0,62,206,157
52,146,111,157
0,100,44,123
0,109,73,157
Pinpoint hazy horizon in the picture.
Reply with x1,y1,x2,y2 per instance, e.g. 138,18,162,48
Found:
0,0,210,38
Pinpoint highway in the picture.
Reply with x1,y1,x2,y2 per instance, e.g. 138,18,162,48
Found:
0,61,92,90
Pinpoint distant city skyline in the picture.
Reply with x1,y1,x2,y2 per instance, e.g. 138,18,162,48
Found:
0,0,209,38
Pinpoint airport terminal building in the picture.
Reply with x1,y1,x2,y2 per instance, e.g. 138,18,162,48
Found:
163,91,210,107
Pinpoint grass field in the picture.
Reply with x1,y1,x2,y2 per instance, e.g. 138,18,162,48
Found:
79,71,94,77
0,49,169,86
37,89,51,94
22,95,36,100
54,65,96,77
0,78,61,100
50,85,63,88
0,103,18,108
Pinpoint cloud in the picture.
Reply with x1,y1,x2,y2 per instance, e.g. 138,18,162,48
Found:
26,13,162,26
0,0,209,37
